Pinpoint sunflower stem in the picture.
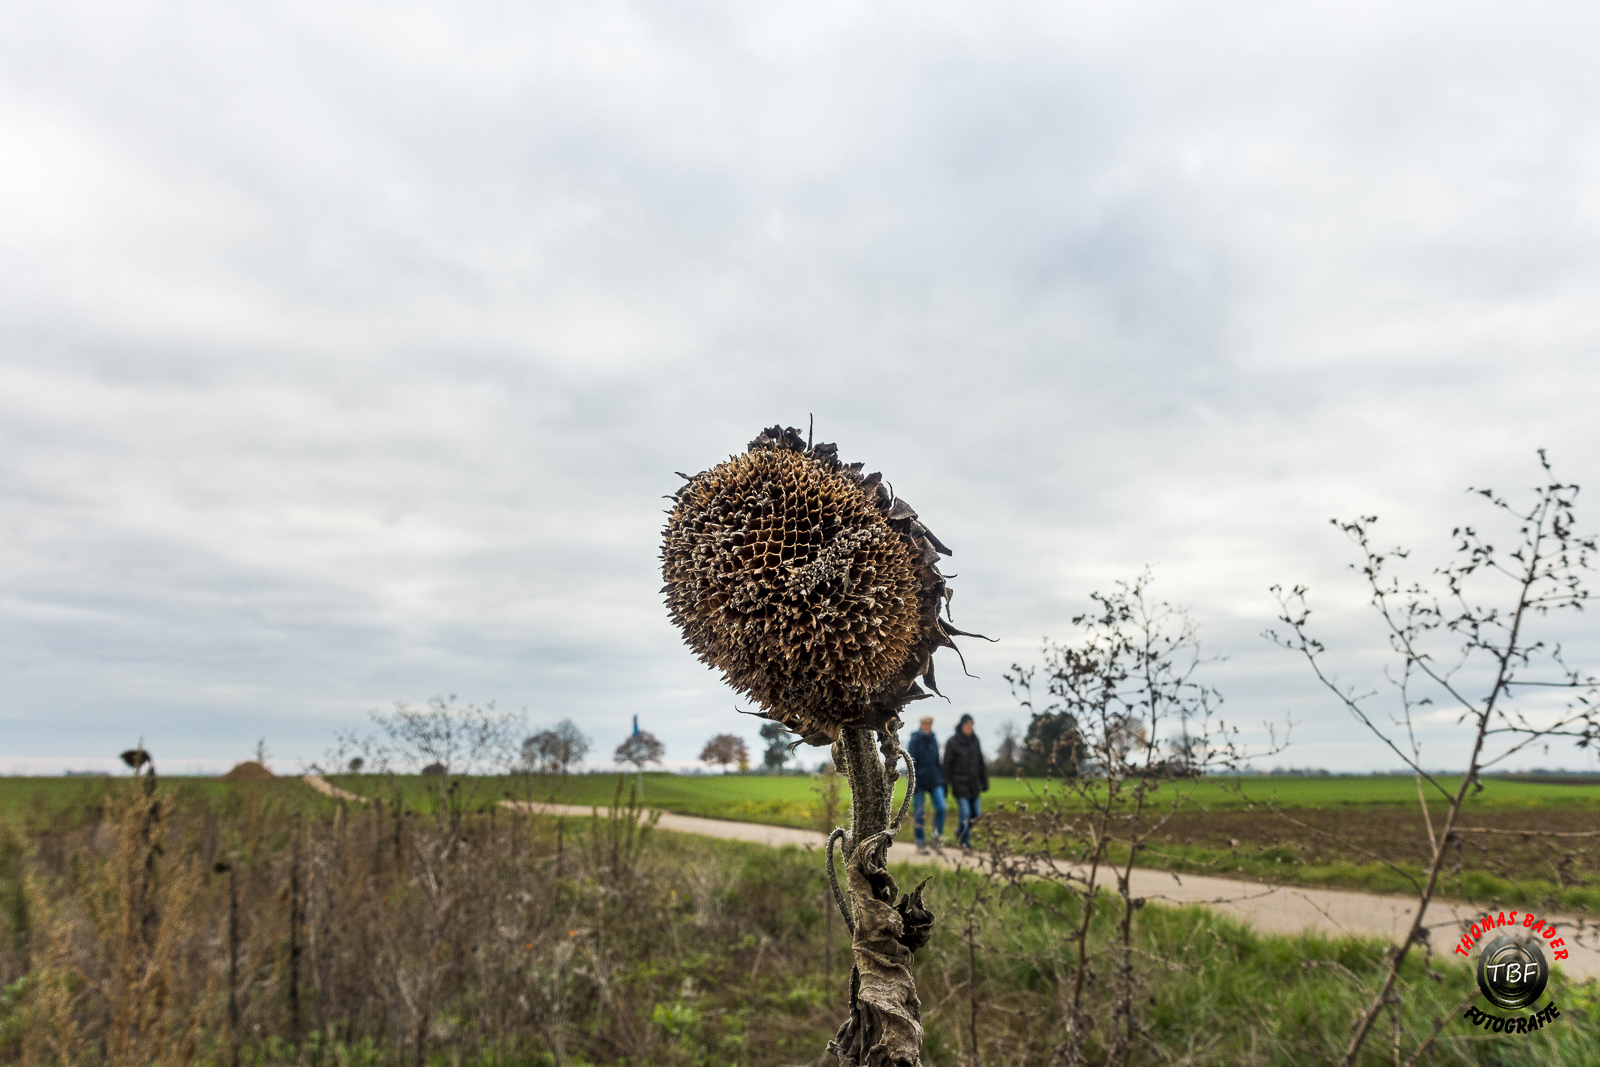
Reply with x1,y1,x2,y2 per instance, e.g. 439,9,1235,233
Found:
839,726,888,870
829,722,929,1066
829,724,912,929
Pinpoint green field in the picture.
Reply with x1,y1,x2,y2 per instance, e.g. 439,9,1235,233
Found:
6,770,1596,833
4,769,1599,916
0,774,339,832
378,769,1600,822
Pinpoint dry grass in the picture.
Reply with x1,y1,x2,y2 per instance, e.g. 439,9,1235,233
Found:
2,776,1598,1066
0,776,859,1066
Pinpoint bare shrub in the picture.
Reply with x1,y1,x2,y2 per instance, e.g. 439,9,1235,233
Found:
329,696,522,823
985,570,1263,1067
1267,452,1598,1066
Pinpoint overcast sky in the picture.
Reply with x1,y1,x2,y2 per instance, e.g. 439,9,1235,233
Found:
3,1,1598,776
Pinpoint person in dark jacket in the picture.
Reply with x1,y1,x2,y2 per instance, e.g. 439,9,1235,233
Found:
942,713,988,848
905,716,945,853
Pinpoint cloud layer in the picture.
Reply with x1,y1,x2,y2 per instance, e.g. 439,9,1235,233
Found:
2,1,1597,775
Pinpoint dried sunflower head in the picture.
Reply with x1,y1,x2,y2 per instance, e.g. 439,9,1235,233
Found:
661,425,980,744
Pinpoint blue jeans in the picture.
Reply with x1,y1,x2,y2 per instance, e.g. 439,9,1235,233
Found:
912,785,946,844
956,795,982,847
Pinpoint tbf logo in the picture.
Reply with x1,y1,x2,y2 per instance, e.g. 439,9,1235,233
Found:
1475,937,1549,1010
1456,911,1563,1036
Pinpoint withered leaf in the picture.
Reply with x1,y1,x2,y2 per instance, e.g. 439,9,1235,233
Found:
896,879,934,954
827,832,931,1067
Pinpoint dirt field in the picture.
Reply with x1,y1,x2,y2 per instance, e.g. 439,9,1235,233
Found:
1133,804,1600,910
1156,806,1596,874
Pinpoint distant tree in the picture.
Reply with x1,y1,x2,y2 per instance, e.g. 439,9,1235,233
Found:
614,731,665,772
323,696,524,823
353,695,522,776
699,733,749,774
991,719,1020,775
522,732,556,773
549,719,590,771
1018,709,1085,777
522,721,592,774
760,722,794,773
1102,710,1148,769
1165,720,1204,778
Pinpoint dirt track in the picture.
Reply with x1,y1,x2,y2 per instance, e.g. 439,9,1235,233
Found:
302,777,1598,981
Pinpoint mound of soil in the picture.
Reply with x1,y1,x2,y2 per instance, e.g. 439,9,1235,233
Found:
222,761,275,783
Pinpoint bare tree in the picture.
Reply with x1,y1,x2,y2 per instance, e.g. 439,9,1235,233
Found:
522,720,592,775
549,719,590,772
360,696,522,777
994,570,1256,1067
521,732,558,774
990,719,1020,775
699,733,749,773
327,697,523,826
1267,451,1598,1067
614,732,665,799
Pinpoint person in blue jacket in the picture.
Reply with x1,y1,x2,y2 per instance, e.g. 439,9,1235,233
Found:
906,715,946,853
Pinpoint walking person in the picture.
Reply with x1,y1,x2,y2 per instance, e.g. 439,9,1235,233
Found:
905,716,946,854
942,713,989,849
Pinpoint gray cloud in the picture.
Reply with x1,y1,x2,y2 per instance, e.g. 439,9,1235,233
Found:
2,1,1597,775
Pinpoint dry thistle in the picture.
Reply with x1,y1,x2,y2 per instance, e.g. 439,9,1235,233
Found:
662,423,983,1066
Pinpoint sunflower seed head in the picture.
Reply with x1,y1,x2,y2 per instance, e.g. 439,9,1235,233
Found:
662,425,966,742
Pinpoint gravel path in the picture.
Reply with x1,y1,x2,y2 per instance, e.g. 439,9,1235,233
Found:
303,774,368,803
